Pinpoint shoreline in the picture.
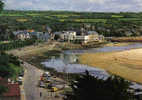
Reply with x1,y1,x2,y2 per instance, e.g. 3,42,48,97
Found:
79,48,142,84
7,41,132,57
7,41,142,83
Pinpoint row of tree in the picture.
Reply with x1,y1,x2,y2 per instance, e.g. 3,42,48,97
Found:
0,39,36,51
1,1,142,37
64,71,140,100
0,0,4,13
0,52,22,95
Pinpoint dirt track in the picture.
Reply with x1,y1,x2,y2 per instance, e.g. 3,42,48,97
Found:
79,48,142,83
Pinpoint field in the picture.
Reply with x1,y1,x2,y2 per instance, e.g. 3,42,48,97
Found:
112,15,123,18
0,13,25,16
16,18,28,22
0,10,142,37
79,48,142,83
118,18,141,21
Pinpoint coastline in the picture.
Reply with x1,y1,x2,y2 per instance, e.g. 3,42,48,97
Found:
7,41,141,83
79,48,142,84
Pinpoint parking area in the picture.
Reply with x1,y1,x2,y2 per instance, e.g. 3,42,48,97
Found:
21,61,71,100
38,71,71,98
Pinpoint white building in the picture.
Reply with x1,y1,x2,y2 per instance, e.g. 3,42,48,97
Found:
13,31,31,40
53,30,104,44
75,31,104,44
60,31,76,42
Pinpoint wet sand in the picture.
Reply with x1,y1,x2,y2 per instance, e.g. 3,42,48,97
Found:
79,48,142,83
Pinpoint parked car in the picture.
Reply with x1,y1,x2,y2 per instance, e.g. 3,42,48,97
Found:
51,87,58,92
39,81,46,88
17,77,23,85
42,72,51,77
19,70,24,77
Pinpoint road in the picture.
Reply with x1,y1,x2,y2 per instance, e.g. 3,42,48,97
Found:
23,61,47,100
8,42,63,100
22,61,63,100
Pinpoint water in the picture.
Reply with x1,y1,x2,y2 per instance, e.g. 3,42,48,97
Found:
64,43,142,54
42,43,142,79
42,58,109,79
41,43,142,89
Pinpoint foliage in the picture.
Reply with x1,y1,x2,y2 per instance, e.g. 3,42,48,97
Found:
0,0,4,12
0,52,21,78
0,51,21,95
64,71,135,100
0,25,16,41
0,10,142,37
0,85,7,95
0,39,36,51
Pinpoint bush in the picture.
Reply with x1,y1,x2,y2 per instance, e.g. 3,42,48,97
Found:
64,71,135,100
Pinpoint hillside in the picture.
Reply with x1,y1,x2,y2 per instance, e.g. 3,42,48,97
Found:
0,10,142,37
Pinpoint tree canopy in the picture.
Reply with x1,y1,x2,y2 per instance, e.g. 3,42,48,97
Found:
0,52,21,78
0,0,4,12
64,71,135,100
0,85,7,95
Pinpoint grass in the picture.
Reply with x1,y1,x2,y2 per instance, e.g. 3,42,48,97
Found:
118,18,140,21
51,15,69,18
112,15,123,18
0,41,10,44
0,14,24,16
60,19,107,23
26,13,41,16
79,48,142,84
9,64,23,80
16,18,28,22
51,14,79,17
74,19,107,23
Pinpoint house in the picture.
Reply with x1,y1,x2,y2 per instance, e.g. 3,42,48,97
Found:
75,31,104,44
36,32,50,41
53,30,104,44
60,31,76,42
46,26,52,34
13,30,31,40
53,32,63,40
0,77,21,100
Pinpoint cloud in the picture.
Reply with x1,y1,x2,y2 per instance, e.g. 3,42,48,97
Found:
3,0,142,12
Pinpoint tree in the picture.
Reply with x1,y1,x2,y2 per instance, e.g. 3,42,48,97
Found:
0,52,18,78
0,0,4,12
64,71,135,100
0,85,7,95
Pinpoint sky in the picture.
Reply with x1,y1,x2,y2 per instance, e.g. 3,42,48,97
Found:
3,0,142,12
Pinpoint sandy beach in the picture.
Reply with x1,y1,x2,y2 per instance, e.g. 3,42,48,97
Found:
79,48,142,83
8,41,142,83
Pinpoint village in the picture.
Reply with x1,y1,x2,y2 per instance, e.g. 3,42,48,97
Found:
12,26,104,44
2,0,142,100
0,25,106,100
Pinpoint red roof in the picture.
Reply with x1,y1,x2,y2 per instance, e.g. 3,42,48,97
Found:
0,77,20,97
3,83,20,97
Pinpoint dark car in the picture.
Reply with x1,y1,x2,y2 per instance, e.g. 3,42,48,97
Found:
19,70,24,77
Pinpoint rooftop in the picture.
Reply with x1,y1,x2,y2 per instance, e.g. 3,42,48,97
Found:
3,84,20,97
0,77,20,97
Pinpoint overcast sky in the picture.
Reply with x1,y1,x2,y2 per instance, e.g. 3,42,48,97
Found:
3,0,142,12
